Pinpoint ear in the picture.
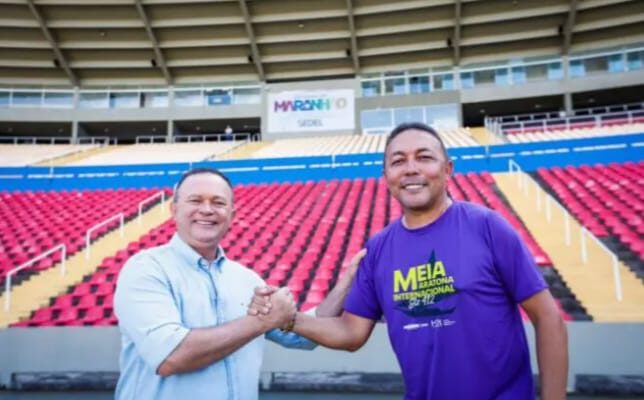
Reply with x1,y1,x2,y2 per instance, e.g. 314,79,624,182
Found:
445,158,454,177
170,200,177,218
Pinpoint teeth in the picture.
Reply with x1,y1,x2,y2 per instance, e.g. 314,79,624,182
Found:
404,184,423,189
195,221,215,225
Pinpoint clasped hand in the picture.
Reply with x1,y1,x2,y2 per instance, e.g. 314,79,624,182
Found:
247,286,295,331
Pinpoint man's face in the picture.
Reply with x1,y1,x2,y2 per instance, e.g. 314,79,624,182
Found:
171,173,235,253
384,129,453,213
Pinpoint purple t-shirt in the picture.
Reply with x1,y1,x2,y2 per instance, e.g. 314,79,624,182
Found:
344,201,547,400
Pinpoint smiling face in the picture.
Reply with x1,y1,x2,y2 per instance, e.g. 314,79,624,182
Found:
171,172,235,260
384,128,452,215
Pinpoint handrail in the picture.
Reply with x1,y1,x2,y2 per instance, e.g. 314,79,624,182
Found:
507,160,623,301
138,191,166,224
497,109,644,135
4,244,66,311
85,213,124,260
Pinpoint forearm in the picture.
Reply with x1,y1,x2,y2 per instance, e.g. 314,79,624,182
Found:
293,312,366,352
315,275,353,317
535,315,568,400
158,316,266,376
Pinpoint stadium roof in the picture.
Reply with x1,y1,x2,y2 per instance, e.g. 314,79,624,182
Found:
0,0,643,87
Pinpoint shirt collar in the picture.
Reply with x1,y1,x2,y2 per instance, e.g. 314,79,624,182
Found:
170,233,226,271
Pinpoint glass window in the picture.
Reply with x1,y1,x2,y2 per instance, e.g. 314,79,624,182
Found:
174,90,202,107
0,92,9,107
434,73,454,90
627,50,643,70
608,54,624,73
361,80,381,97
43,92,73,107
511,66,526,84
473,69,495,86
583,56,609,74
79,92,109,108
109,92,139,108
547,62,563,80
426,104,460,128
12,91,41,107
361,109,393,130
205,89,232,106
232,87,261,104
494,68,509,86
142,91,168,108
384,77,406,95
460,72,473,89
569,59,585,78
394,107,423,125
526,64,548,80
409,76,430,94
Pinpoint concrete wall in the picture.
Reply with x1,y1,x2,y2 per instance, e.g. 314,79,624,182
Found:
1,322,643,390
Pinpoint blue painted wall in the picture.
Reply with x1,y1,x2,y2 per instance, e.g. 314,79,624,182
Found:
1,133,642,192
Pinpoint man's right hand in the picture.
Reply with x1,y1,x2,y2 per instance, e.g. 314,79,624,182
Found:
255,287,296,331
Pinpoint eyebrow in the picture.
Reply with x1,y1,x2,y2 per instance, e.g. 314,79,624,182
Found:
390,147,434,156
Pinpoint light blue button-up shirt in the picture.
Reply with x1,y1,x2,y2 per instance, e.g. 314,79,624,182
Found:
114,234,315,400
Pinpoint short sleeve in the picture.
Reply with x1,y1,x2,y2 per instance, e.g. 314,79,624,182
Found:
486,211,547,304
343,245,383,321
114,253,189,372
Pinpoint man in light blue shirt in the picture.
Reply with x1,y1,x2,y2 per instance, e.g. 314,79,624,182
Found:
114,168,363,400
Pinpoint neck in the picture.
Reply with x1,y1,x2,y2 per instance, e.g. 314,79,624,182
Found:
196,246,219,263
402,196,452,229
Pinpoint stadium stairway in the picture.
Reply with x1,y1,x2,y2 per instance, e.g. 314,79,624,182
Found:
0,199,171,328
494,172,644,322
36,145,115,166
216,141,272,159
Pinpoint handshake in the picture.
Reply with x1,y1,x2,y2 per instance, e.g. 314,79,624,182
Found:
247,286,297,332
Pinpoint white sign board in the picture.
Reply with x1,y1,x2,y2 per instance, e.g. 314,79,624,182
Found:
267,89,355,133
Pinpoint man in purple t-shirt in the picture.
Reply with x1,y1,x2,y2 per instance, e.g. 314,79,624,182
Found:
270,123,568,399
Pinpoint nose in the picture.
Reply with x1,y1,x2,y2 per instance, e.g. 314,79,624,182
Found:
403,159,420,175
198,201,215,213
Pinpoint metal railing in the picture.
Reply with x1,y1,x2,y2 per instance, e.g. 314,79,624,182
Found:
0,136,110,145
85,213,124,260
488,109,644,136
138,191,166,224
4,244,66,311
507,160,623,301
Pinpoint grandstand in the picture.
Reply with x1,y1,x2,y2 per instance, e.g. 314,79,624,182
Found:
65,141,243,165
1,0,643,398
0,144,100,166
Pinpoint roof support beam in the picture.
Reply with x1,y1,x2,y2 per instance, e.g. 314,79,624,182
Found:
26,0,78,86
238,0,265,80
346,0,360,73
135,0,173,85
562,0,578,55
452,0,462,66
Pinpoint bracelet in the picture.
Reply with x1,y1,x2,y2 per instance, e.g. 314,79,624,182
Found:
281,313,296,332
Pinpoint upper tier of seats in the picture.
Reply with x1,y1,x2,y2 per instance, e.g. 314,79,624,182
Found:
0,144,98,166
505,122,644,143
66,142,241,166
251,129,478,159
12,173,579,327
0,188,169,283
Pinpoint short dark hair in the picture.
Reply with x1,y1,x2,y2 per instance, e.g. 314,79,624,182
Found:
173,167,234,202
384,122,448,161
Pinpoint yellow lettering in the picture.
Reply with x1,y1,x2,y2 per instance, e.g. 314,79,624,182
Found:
394,269,417,292
432,261,446,279
417,264,428,281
